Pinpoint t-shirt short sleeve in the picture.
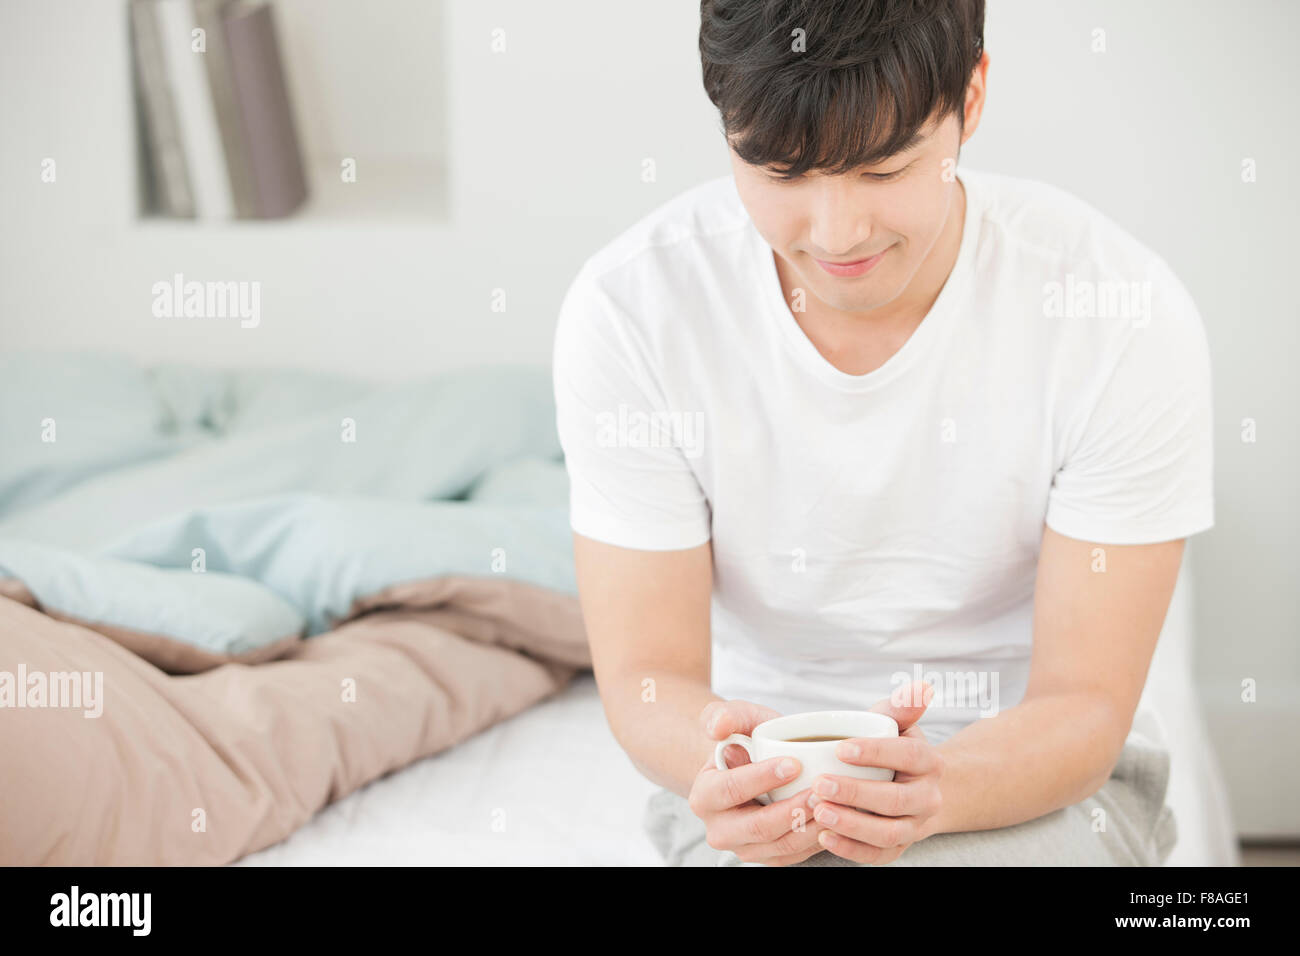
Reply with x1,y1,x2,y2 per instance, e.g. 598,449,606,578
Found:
552,269,712,550
1045,259,1215,545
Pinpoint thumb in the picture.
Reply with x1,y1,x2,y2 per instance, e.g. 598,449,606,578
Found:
869,680,935,733
700,698,784,741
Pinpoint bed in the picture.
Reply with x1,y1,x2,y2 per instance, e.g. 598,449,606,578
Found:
235,673,664,866
240,560,1238,867
0,354,1237,866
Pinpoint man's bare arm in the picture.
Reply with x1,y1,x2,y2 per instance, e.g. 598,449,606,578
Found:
573,533,721,797
926,527,1185,836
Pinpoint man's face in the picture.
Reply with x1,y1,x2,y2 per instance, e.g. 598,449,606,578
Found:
729,111,964,316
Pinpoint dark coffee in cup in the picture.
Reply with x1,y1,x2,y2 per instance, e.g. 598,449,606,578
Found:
784,735,849,742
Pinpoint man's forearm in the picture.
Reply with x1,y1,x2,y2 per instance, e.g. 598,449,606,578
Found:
927,692,1129,836
599,668,722,799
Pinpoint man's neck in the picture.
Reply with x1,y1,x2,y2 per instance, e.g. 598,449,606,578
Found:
775,177,967,377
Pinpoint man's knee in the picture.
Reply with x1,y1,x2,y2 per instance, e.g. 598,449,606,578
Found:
880,805,1116,866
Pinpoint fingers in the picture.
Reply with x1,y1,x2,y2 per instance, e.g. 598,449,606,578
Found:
718,793,828,862
900,721,931,745
704,788,821,849
868,679,935,733
833,734,944,777
798,740,944,860
806,774,942,818
736,836,827,866
810,800,924,849
690,755,802,814
754,844,827,867
880,679,936,711
699,698,784,740
817,830,907,866
728,826,825,863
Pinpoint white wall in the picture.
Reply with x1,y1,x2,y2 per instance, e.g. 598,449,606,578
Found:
0,0,724,375
1,0,1296,835
971,1,1300,837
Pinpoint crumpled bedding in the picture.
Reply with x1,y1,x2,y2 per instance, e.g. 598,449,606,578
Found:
0,354,591,863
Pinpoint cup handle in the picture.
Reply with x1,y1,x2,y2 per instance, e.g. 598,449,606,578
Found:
713,733,773,805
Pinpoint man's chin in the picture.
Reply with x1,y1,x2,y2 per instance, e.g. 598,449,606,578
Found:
804,284,898,317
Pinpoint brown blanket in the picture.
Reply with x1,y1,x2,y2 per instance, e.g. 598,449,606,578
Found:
0,576,590,864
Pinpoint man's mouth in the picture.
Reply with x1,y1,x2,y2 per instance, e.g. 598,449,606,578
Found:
812,248,888,278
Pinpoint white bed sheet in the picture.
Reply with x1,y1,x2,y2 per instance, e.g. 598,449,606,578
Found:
237,673,663,866
240,564,1237,867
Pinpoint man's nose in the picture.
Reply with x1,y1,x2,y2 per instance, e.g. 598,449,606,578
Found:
807,179,873,257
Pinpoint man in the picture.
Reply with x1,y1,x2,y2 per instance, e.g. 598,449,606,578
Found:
553,0,1212,866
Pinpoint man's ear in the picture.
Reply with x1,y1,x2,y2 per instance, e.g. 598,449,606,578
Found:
960,50,990,147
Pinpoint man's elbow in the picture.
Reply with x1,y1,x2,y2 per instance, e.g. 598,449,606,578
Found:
1079,698,1136,798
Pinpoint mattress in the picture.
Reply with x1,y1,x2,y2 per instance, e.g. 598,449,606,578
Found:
236,673,664,866
240,564,1237,867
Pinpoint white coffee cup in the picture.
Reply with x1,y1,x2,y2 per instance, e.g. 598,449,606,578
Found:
713,710,899,805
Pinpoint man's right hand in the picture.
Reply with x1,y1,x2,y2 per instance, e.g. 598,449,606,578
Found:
687,700,827,866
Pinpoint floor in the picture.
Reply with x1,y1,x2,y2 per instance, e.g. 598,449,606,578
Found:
1239,842,1300,866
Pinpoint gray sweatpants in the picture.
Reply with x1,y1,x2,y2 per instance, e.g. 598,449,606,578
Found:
644,725,1177,866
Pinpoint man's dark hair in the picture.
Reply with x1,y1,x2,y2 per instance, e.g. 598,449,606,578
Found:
700,0,985,179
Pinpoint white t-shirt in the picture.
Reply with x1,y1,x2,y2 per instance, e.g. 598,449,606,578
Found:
552,168,1213,744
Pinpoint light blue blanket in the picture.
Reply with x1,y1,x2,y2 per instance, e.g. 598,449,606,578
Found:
0,352,575,657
